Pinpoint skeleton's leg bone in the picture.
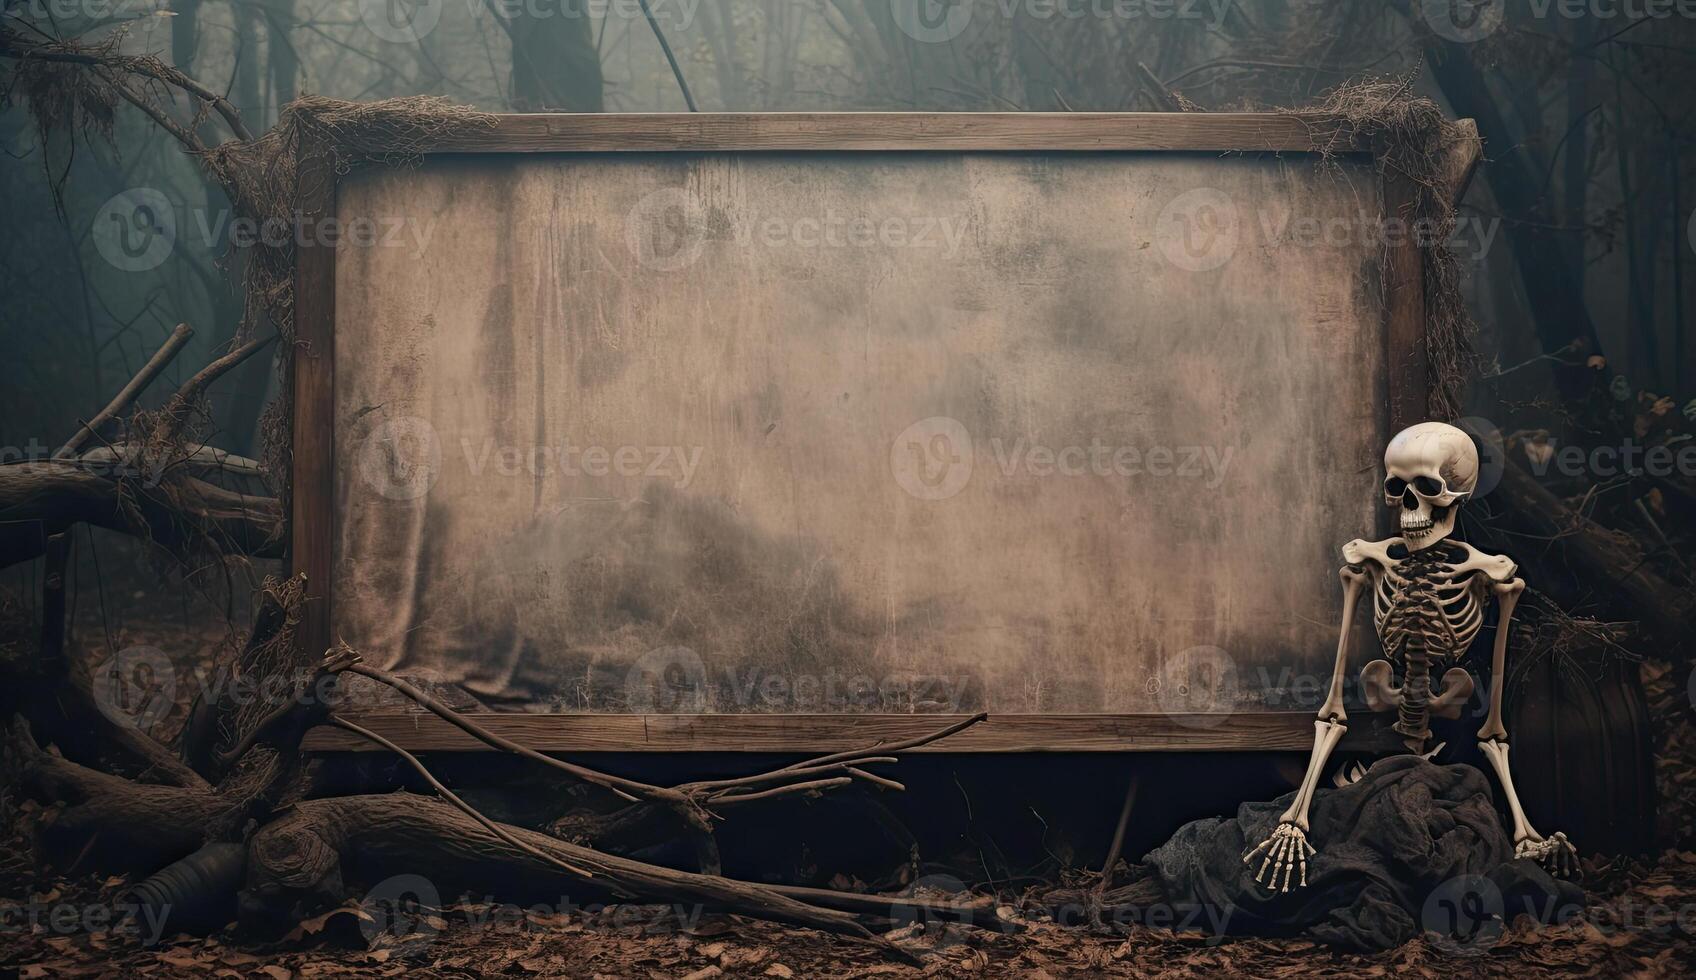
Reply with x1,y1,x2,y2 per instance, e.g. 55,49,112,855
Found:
1332,760,1367,788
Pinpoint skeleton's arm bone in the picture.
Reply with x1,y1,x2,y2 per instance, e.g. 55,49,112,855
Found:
1275,563,1368,830
1317,563,1369,722
1476,577,1524,743
1475,577,1543,839
1278,720,1348,831
1475,576,1577,872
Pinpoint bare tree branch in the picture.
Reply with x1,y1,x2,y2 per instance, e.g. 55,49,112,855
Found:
56,323,194,458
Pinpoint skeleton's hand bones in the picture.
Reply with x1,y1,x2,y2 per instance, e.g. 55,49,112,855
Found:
1515,831,1579,878
1242,821,1316,893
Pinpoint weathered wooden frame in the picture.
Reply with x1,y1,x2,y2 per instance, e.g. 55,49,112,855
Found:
294,112,1457,754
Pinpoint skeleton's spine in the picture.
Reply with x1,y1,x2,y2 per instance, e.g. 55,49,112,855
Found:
1396,641,1432,751
1386,555,1453,754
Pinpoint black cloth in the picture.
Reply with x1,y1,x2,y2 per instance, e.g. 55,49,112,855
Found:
1142,755,1583,951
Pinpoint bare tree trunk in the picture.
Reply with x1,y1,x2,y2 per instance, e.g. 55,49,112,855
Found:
188,0,277,456
1411,11,1607,393
170,0,201,73
232,1,264,122
266,0,299,110
700,1,747,109
1012,18,1064,110
1563,16,1595,310
510,1,604,111
758,0,799,110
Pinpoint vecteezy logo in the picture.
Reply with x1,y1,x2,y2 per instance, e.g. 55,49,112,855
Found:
891,417,974,501
624,646,710,713
1420,0,1505,44
92,188,176,272
1152,645,1240,729
359,0,444,44
359,874,444,948
356,416,442,501
1420,874,1505,956
891,0,973,43
625,188,708,272
1154,188,1239,273
90,645,177,731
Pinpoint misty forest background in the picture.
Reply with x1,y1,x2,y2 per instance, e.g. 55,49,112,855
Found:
3,0,1696,633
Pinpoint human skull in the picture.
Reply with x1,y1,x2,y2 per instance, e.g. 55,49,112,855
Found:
1383,421,1479,549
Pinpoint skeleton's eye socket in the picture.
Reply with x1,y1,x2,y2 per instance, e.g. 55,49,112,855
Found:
1413,476,1443,496
1384,477,1408,497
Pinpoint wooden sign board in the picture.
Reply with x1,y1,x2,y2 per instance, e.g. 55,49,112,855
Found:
297,114,1428,753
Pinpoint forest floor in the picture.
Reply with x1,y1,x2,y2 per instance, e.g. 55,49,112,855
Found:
7,684,1695,979
3,565,1696,978
2,852,1695,978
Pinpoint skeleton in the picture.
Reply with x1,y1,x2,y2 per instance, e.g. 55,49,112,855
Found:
1242,422,1579,892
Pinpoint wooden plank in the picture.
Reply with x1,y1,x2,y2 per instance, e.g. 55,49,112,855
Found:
289,134,338,664
405,112,1369,155
303,712,1404,754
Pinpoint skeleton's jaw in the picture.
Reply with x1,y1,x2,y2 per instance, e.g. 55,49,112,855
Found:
1400,511,1434,537
1399,505,1456,550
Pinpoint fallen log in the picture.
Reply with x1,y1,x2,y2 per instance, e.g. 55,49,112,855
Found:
240,792,922,964
0,459,282,568
0,320,283,571
329,648,987,878
8,717,232,870
1493,461,1696,656
7,704,309,874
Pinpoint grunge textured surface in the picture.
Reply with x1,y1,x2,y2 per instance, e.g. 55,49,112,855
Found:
331,151,1387,712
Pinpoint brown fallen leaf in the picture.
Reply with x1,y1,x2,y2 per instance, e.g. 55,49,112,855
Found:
157,950,210,968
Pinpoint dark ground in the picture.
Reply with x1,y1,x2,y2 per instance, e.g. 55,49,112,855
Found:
3,848,1694,978
2,547,1695,978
